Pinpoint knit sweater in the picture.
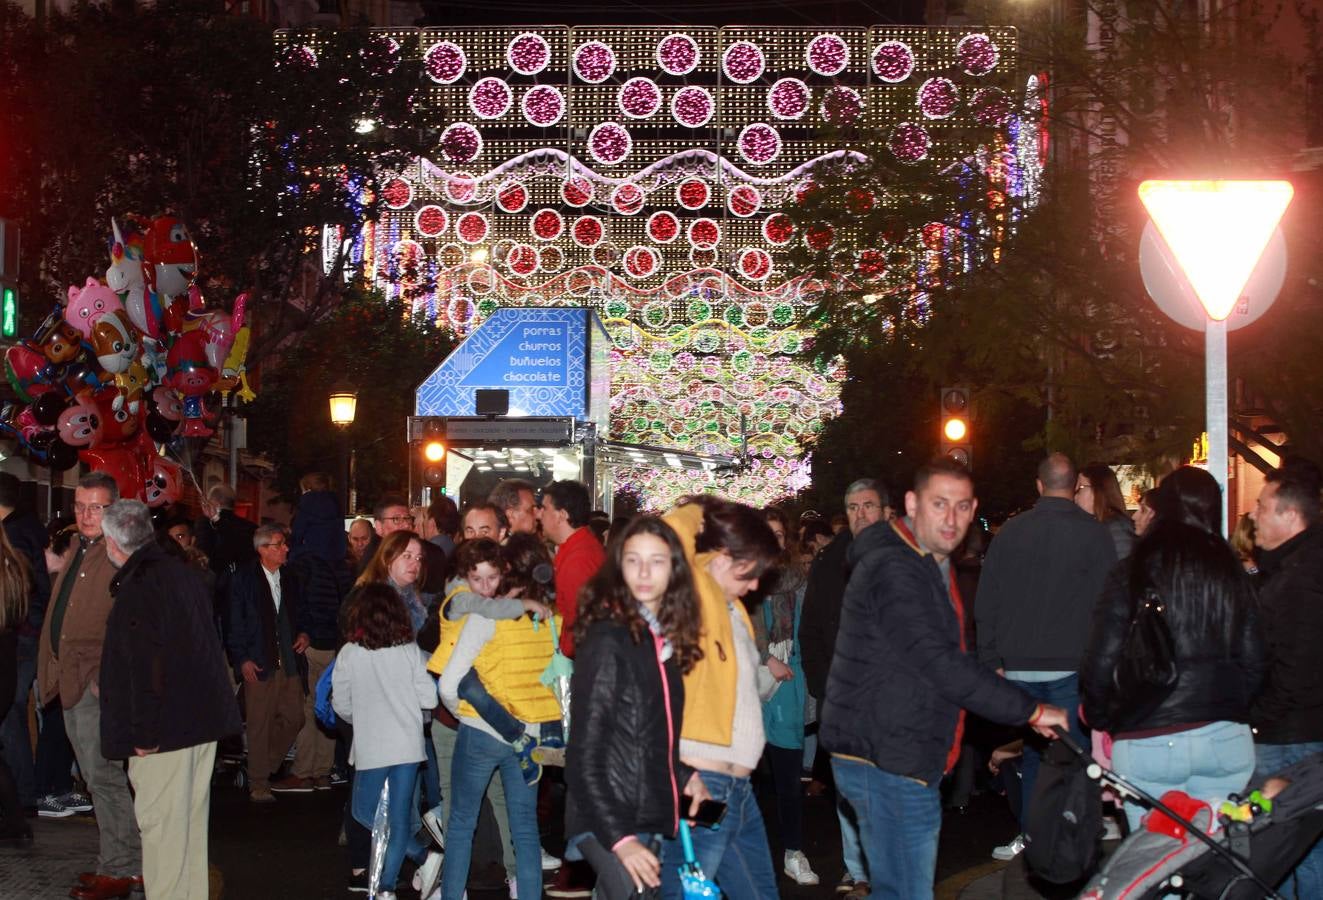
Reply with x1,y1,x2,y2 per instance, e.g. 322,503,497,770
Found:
679,603,765,770
332,641,437,769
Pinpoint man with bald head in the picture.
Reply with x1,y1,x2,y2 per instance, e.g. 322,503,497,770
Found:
974,452,1116,861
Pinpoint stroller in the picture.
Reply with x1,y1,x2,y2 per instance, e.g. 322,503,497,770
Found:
1046,728,1323,899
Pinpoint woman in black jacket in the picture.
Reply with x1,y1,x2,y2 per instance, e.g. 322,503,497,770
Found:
1081,467,1265,829
565,515,710,898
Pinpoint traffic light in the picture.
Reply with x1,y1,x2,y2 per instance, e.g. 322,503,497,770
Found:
939,386,972,469
420,418,446,487
0,284,16,339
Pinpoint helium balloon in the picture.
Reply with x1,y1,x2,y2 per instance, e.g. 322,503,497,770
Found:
64,277,125,339
145,411,178,443
32,393,69,426
78,446,144,500
143,456,183,507
46,439,80,471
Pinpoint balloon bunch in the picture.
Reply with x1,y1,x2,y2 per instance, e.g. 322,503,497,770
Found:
1,216,256,506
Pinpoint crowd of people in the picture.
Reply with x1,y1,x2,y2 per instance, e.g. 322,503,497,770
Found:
0,450,1318,900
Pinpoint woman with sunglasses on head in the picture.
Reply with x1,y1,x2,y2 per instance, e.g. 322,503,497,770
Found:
1076,463,1137,561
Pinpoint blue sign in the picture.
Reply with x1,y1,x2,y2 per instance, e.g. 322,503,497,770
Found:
459,318,571,388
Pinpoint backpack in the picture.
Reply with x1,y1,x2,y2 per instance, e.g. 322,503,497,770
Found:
1108,587,1179,727
314,657,337,729
1025,737,1103,884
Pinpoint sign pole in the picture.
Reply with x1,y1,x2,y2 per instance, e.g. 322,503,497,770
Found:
1205,316,1229,535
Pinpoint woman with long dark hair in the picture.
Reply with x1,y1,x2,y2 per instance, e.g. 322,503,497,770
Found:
1076,463,1137,560
566,515,709,897
1081,466,1265,828
0,527,31,844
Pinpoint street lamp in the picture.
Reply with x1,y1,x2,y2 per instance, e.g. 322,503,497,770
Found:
328,381,358,514
1138,180,1293,533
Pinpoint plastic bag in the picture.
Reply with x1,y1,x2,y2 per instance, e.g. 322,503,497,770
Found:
369,779,390,896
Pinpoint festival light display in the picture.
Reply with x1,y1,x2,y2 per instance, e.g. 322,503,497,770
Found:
288,25,1042,508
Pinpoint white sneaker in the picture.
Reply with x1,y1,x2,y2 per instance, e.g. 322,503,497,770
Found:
507,875,518,899
415,850,443,899
422,807,445,849
541,846,561,871
991,833,1026,861
784,850,820,885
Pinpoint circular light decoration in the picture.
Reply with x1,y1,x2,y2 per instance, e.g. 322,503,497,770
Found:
804,223,835,251
767,79,810,121
469,78,513,120
690,247,718,269
922,222,947,250
857,249,888,278
521,85,565,127
739,248,773,281
624,246,660,279
957,33,999,76
414,205,448,237
423,41,466,84
762,213,795,246
671,86,715,128
805,34,850,76
572,216,605,248
506,244,540,276
889,121,931,163
439,242,464,267
361,35,400,76
496,181,528,213
573,41,617,84
971,87,1013,125
391,239,423,276
688,218,721,249
439,123,482,163
444,172,477,203
846,187,875,215
380,177,412,210
727,185,762,218
541,246,564,272
618,78,663,119
722,41,766,84
822,86,864,124
657,33,700,75
610,183,645,216
456,212,489,245
561,176,595,207
871,40,914,83
647,211,680,243
737,123,782,165
507,32,551,75
794,179,819,204
587,122,632,165
592,243,620,267
676,178,709,210
918,77,959,120
531,208,564,241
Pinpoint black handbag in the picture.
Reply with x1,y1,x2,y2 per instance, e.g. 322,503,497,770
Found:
1109,588,1179,725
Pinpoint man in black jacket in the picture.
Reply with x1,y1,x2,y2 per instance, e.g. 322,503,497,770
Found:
1249,460,1323,896
822,459,1066,899
99,500,241,900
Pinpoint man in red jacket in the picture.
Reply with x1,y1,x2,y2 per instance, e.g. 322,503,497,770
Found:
539,480,604,659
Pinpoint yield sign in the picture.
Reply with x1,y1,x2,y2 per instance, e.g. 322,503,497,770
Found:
1138,180,1294,321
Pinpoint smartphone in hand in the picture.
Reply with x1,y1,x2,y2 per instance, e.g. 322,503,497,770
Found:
681,794,728,829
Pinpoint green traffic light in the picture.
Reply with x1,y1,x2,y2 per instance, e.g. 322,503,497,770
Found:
1,286,16,339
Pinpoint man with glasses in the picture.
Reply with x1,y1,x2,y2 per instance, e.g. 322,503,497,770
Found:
355,494,412,576
226,524,310,803
37,473,143,900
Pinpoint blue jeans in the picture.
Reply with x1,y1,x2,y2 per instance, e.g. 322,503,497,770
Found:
1255,741,1323,897
1010,674,1084,829
1111,720,1254,832
836,788,868,882
351,763,425,892
0,640,36,806
832,757,942,900
458,669,523,744
659,771,777,900
441,725,541,900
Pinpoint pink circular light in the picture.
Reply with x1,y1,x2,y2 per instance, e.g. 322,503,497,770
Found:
677,179,709,210
671,86,715,128
647,211,680,243
857,249,887,278
496,181,528,213
531,208,564,241
727,185,762,218
624,246,660,279
507,33,551,75
889,122,931,163
739,248,773,281
767,78,810,121
507,244,539,276
804,223,835,251
561,177,595,207
423,42,466,84
871,40,914,83
618,78,663,119
444,173,477,204
847,188,875,215
572,216,605,248
657,33,700,75
414,205,448,236
688,218,720,249
456,212,489,245
381,177,412,209
469,78,513,120
439,123,482,163
521,85,565,127
737,123,782,165
971,87,1013,126
611,183,645,216
806,34,850,76
722,41,765,84
957,33,999,76
918,77,959,120
588,122,632,165
762,213,794,246
574,41,617,84
821,86,864,124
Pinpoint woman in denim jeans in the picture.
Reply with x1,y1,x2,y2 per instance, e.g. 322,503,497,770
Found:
1081,467,1266,830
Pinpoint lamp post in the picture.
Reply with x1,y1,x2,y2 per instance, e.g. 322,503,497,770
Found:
328,382,358,515
1138,180,1293,533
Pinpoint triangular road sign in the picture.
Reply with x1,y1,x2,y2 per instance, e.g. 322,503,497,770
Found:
1138,180,1293,321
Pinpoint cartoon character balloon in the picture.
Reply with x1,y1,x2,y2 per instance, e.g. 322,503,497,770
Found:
165,331,217,438
64,277,125,339
89,310,138,375
143,456,183,508
142,216,198,305
107,219,151,336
